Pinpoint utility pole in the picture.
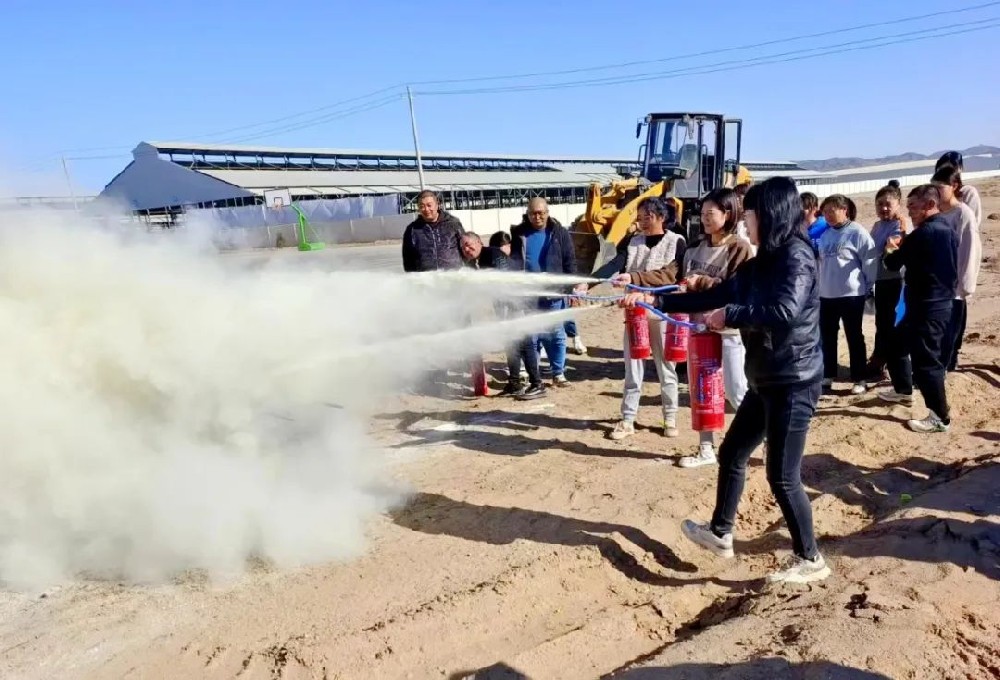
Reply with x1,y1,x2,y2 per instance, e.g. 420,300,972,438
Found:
60,155,79,211
406,86,426,191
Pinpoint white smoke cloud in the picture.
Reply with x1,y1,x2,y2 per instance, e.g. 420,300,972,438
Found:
0,204,588,590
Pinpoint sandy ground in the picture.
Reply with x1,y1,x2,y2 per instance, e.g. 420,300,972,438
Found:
2,183,999,680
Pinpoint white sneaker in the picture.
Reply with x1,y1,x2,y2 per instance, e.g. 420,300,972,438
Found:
572,336,587,355
907,414,950,433
878,388,913,405
679,442,717,468
766,553,831,584
608,420,635,441
552,373,570,388
662,418,679,438
680,520,734,558
850,381,868,395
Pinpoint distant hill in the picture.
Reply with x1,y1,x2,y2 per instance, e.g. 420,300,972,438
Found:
796,145,1000,172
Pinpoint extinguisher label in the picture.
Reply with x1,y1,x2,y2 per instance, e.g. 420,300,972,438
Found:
695,360,725,411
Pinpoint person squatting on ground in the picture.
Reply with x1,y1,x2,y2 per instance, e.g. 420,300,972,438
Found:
510,197,577,388
402,191,466,272
461,233,546,400
880,184,958,433
932,165,983,373
866,181,908,379
621,176,830,584
673,188,754,468
583,196,687,441
817,194,877,395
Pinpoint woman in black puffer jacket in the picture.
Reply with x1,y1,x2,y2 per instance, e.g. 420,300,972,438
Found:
621,176,829,585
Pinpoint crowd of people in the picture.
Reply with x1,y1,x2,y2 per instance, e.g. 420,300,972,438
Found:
399,150,984,583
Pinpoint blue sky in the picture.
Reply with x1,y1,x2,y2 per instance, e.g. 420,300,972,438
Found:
2,0,999,195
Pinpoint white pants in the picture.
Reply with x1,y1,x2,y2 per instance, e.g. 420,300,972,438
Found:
699,334,749,446
622,315,679,422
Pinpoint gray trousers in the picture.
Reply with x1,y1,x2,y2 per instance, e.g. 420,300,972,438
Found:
622,315,679,422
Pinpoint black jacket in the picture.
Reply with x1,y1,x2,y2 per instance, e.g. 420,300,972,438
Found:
466,246,514,271
655,234,823,388
509,217,576,275
402,210,466,272
883,213,957,313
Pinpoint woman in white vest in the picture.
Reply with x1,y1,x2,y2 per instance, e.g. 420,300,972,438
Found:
678,188,755,468
589,197,687,440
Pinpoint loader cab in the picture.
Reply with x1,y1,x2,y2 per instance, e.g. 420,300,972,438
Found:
638,113,743,241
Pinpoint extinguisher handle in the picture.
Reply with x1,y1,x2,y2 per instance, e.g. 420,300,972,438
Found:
625,283,681,293
636,302,707,332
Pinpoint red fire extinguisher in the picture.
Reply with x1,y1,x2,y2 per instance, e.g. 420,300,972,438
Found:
688,332,725,432
625,306,651,360
664,313,690,362
470,357,489,396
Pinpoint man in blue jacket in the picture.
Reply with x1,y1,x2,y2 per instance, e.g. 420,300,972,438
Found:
510,197,576,387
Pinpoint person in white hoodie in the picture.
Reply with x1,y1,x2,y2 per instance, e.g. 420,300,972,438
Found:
932,165,982,372
817,195,877,395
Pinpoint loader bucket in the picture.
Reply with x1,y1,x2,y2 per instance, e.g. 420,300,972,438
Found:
569,228,620,276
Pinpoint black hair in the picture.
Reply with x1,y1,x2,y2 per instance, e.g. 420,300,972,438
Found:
931,165,963,188
800,192,819,213
820,194,855,223
846,197,858,221
743,176,808,254
488,231,511,248
701,187,742,235
637,196,670,220
876,180,902,202
935,151,964,171
908,183,942,205
416,189,439,203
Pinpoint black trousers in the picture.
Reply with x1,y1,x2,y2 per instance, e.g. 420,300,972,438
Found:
886,304,951,422
940,299,967,372
506,335,540,385
820,296,868,382
873,279,903,366
710,380,822,560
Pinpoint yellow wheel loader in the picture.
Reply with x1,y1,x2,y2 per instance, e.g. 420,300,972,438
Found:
570,112,750,275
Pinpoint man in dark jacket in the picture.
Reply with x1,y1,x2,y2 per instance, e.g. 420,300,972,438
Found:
508,197,576,387
880,184,958,434
460,233,545,399
402,191,466,272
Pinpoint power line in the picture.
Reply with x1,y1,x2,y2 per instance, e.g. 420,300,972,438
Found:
415,18,1000,96
219,94,405,145
408,0,1000,86
188,85,405,140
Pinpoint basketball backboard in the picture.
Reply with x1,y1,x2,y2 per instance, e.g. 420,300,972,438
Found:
263,188,293,210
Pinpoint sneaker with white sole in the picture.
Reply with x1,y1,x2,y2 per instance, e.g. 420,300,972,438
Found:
608,420,635,441
678,442,717,468
552,374,570,388
662,418,679,438
878,388,913,405
850,381,868,395
572,336,587,355
907,414,950,433
766,553,831,584
680,519,734,558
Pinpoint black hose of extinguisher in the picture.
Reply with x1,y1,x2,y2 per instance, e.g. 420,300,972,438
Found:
636,302,707,332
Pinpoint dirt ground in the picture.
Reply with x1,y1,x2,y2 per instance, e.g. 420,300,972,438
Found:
2,182,999,680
